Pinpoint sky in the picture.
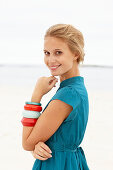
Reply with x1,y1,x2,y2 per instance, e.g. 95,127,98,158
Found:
0,0,113,66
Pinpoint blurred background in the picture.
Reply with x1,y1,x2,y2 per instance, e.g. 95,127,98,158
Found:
0,0,113,169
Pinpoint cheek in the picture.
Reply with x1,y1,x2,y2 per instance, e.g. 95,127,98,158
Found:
63,60,73,70
62,58,72,66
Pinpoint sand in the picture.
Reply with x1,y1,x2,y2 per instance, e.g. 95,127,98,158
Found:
0,83,113,170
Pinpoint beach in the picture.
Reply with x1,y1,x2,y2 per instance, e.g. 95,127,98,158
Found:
0,64,113,170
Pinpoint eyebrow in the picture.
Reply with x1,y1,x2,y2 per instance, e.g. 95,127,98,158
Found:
43,49,62,51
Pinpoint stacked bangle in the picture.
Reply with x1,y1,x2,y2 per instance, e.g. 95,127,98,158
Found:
24,104,42,112
25,101,42,106
22,110,41,118
21,117,37,126
21,101,42,127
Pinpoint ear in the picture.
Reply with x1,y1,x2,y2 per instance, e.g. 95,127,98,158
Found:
73,55,79,61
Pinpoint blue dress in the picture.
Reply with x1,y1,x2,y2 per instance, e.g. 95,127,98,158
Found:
32,76,90,170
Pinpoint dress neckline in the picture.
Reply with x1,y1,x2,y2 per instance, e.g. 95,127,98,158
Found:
59,76,84,88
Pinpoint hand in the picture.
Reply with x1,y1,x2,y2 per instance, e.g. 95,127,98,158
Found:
31,76,58,98
31,142,52,161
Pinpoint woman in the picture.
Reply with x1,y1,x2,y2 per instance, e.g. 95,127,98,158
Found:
21,24,90,169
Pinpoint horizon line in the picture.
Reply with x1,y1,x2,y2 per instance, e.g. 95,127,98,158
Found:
0,63,113,69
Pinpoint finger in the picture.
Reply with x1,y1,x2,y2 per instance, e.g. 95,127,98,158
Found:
34,150,47,159
49,76,55,79
50,75,55,78
49,79,53,85
34,148,52,159
49,79,58,87
49,76,57,81
34,149,52,160
34,153,49,161
39,147,52,158
49,78,57,85
41,142,52,154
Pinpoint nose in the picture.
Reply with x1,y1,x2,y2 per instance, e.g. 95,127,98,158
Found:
48,55,56,63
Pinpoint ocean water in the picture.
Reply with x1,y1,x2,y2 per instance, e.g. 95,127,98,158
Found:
0,64,113,91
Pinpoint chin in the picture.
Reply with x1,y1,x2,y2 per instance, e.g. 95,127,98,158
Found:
51,73,58,76
50,72,59,76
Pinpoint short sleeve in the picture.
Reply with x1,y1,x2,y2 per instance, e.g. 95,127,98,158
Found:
51,86,81,122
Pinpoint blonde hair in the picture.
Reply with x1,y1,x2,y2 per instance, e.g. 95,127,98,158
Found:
44,24,85,64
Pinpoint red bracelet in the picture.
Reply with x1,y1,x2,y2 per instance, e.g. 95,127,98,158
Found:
24,104,42,112
21,117,37,127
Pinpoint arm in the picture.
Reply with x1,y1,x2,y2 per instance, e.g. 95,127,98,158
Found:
22,97,73,151
22,93,42,150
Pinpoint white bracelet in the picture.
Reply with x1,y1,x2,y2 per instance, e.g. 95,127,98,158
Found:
22,110,41,118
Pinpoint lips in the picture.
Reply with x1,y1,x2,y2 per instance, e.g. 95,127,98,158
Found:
49,65,61,70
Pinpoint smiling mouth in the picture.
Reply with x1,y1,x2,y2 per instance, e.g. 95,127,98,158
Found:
49,65,61,70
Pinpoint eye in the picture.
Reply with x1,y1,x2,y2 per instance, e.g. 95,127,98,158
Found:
44,51,50,55
56,51,62,55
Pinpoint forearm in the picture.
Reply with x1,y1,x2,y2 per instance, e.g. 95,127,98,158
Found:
22,94,43,151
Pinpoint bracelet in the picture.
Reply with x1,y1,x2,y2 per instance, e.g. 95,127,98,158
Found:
21,117,37,127
22,110,41,119
25,101,42,106
24,104,42,112
21,101,42,127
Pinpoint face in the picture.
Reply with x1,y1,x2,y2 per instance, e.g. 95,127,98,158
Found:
43,36,78,78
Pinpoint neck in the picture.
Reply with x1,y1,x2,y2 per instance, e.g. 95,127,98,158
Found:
59,62,80,83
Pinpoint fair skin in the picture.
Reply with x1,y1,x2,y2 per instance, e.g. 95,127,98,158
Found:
22,36,80,160
44,36,80,82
